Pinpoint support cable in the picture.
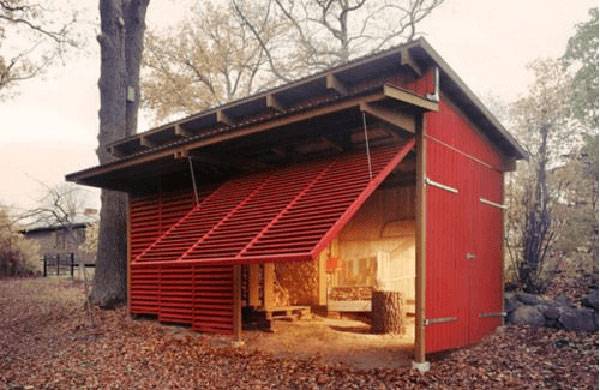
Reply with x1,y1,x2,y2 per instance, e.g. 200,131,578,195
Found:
362,111,373,180
188,156,200,205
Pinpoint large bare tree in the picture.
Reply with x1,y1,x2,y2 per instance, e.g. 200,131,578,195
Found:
0,0,77,98
142,0,443,121
92,0,148,308
232,0,444,81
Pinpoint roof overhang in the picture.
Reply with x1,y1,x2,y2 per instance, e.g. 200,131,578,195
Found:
66,38,526,191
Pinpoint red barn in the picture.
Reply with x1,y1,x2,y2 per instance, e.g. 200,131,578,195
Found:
67,38,525,367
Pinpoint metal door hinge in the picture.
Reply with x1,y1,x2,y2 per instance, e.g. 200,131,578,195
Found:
479,312,507,318
424,316,457,325
425,177,458,194
480,197,507,210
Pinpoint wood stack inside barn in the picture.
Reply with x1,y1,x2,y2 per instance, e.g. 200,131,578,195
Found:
67,38,526,361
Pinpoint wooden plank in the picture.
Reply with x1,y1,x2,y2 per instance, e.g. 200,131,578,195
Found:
360,102,415,133
248,264,260,307
414,113,427,363
384,84,439,112
328,300,372,312
263,263,275,311
233,264,242,341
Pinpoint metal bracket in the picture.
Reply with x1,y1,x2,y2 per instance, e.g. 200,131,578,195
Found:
426,66,440,102
479,312,507,318
424,316,457,325
425,177,458,193
480,197,507,210
465,252,476,260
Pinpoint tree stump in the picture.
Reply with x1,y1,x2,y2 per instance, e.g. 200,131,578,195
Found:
371,290,405,335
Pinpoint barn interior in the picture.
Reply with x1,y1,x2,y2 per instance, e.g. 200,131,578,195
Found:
117,103,418,345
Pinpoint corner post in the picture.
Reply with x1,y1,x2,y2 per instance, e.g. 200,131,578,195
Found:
413,113,430,372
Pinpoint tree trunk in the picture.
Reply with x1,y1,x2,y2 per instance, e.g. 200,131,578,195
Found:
91,0,148,308
371,290,405,335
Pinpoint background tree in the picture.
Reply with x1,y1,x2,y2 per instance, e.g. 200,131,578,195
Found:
0,0,78,98
0,206,39,276
142,0,443,121
505,60,572,293
142,1,280,121
563,7,598,131
93,0,149,308
233,0,444,80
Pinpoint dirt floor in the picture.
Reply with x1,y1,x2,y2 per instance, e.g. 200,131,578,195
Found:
1,278,598,389
243,317,415,370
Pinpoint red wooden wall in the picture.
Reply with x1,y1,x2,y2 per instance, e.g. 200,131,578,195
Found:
129,190,235,334
425,97,505,353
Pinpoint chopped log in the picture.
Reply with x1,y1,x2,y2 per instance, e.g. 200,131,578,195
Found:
371,290,405,335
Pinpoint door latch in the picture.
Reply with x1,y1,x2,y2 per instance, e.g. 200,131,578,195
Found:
466,252,476,260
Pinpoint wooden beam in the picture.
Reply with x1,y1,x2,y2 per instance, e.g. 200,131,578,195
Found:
248,264,260,307
360,102,415,133
266,94,284,112
384,84,439,112
216,110,233,126
320,137,344,152
401,47,422,76
173,149,188,159
326,73,348,95
263,263,275,311
108,145,128,158
233,264,242,342
414,113,427,364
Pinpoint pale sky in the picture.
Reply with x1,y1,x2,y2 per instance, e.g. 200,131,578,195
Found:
0,0,595,212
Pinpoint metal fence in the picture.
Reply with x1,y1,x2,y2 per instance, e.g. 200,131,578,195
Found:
42,253,95,278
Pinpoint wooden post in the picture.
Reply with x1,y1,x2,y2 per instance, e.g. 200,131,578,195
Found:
43,256,47,277
263,263,275,311
414,114,428,365
248,264,260,307
233,264,242,342
56,254,60,276
70,253,75,280
318,252,327,306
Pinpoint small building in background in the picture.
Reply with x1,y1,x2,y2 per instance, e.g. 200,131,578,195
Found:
19,211,98,265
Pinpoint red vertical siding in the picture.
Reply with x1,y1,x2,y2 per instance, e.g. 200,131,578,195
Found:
425,96,505,353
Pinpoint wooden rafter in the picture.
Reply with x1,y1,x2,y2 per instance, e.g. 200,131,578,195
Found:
266,94,284,112
216,110,233,126
360,102,415,133
384,84,439,112
401,47,422,76
325,73,348,95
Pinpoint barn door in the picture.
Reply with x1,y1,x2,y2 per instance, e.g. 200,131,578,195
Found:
467,162,505,343
424,142,504,354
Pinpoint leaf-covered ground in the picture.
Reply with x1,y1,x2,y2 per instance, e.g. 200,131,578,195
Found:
0,278,598,389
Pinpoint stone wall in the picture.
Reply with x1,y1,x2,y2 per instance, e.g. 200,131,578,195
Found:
505,289,598,331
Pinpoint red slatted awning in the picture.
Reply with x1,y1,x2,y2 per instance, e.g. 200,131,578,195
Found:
134,139,415,265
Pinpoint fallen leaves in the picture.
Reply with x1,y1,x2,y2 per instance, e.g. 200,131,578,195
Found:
0,278,598,389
